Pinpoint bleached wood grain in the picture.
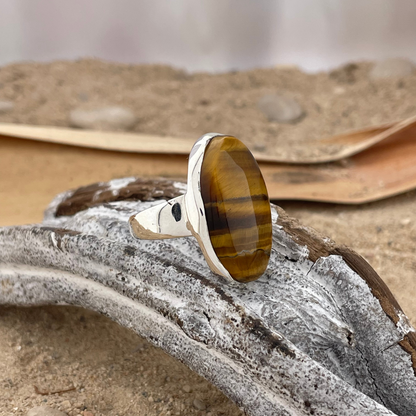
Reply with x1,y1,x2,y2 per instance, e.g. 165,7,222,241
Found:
0,178,414,416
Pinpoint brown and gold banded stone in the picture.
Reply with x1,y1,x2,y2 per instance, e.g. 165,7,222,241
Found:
200,136,272,282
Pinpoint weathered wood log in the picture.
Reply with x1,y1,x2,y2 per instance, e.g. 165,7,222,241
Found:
0,177,415,416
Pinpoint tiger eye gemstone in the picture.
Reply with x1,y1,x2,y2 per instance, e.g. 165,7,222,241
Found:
200,136,272,282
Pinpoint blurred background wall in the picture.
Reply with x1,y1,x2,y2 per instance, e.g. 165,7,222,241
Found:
0,0,415,73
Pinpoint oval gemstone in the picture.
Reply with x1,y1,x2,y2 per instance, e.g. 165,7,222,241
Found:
200,136,272,282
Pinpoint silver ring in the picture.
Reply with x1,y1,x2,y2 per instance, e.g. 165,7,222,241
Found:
129,133,272,282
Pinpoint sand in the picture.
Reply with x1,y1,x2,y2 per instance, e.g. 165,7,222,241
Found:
1,59,416,160
0,59,415,416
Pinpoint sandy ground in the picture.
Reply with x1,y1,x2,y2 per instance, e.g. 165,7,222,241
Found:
0,59,415,416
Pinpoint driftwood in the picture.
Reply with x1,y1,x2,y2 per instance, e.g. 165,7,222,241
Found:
0,177,415,416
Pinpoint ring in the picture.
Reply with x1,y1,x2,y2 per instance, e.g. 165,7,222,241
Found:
129,133,272,282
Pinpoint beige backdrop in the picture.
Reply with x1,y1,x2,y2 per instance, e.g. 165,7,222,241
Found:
1,0,416,72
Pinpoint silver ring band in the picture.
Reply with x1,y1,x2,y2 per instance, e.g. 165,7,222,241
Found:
129,133,272,282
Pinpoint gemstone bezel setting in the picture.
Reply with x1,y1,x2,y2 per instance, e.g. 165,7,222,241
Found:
185,133,272,282
129,132,272,283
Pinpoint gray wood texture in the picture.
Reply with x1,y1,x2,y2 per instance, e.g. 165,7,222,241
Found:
0,177,415,416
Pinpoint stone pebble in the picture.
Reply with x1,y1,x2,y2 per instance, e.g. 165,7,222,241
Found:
182,384,191,393
60,400,71,410
0,100,14,113
370,58,415,80
257,93,305,123
69,106,137,131
27,406,68,416
193,398,206,410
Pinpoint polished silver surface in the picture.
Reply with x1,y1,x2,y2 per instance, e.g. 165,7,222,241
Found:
129,132,232,280
129,195,191,239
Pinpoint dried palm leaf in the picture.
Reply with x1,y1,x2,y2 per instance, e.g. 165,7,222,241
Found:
0,115,415,163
